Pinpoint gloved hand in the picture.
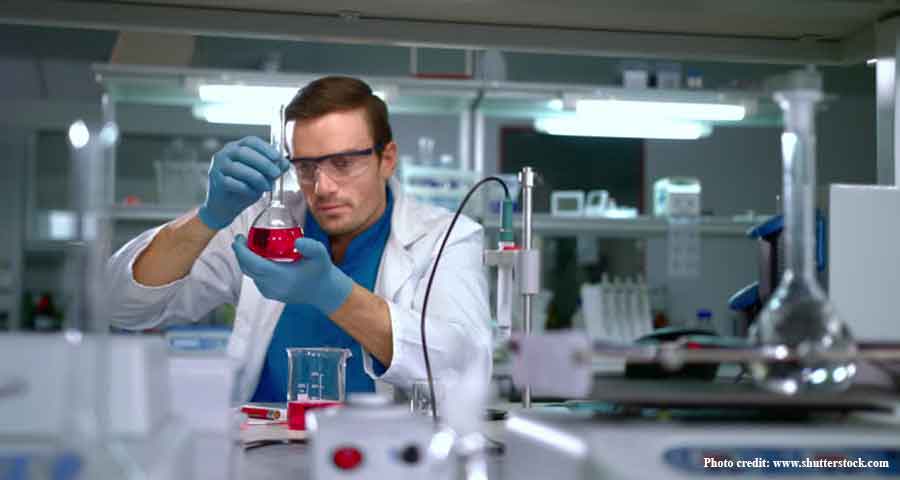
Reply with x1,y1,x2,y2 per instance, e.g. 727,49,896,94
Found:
198,137,290,230
232,235,354,315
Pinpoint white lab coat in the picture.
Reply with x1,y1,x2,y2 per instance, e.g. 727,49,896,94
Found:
107,178,492,401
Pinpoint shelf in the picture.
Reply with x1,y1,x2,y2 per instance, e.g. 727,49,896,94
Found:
93,64,779,126
110,205,186,222
25,206,184,257
483,214,768,238
24,240,68,257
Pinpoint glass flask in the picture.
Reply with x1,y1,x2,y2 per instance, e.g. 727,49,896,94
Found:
750,68,856,395
248,105,303,262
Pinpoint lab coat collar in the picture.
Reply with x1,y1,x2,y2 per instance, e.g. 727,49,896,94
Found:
387,177,429,248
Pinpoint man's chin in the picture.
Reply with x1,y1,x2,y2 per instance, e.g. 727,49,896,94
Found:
316,217,355,237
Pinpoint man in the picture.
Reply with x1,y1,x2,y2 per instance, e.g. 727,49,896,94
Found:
108,76,491,402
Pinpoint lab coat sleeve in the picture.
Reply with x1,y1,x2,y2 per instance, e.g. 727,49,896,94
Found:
364,221,492,391
106,217,244,331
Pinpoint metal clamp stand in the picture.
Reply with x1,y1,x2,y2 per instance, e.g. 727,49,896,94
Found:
483,167,541,409
519,167,538,408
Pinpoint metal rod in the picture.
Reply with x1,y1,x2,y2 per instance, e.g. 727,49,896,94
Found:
586,340,900,365
520,166,535,408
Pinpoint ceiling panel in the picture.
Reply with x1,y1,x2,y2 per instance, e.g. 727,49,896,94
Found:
106,0,896,39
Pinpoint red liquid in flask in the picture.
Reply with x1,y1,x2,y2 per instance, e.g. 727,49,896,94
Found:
248,226,303,262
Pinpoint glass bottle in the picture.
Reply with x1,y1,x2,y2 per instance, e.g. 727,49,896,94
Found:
248,105,303,262
750,68,856,395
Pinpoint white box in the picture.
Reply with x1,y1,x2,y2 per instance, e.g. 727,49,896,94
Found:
829,184,900,341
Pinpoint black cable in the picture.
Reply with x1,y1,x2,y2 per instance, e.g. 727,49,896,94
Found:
420,176,510,421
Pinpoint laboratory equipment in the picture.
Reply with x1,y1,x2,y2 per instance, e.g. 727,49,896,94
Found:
484,167,541,406
696,308,713,330
729,211,827,336
686,68,704,89
165,324,231,353
308,394,451,479
508,330,900,479
168,354,241,480
417,136,436,166
829,185,900,342
248,105,303,262
0,334,195,479
621,60,650,89
154,138,206,206
751,68,857,395
656,61,683,89
410,378,452,417
580,275,654,346
286,347,351,430
653,176,701,217
583,189,609,217
550,190,585,217
505,407,900,480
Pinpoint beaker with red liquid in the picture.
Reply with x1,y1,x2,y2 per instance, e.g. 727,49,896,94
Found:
286,347,351,430
248,104,303,262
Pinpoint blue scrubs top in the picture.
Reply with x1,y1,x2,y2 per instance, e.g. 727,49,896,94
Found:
251,189,392,402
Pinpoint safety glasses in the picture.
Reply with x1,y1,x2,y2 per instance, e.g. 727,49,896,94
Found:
290,146,378,186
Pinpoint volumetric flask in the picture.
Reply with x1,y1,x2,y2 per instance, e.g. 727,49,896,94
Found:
249,105,303,262
286,347,351,430
750,68,856,395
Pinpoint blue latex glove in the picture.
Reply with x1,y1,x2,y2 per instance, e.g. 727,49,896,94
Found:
198,137,290,230
232,234,354,315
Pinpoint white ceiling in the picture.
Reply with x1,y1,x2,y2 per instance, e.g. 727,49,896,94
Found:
111,0,897,40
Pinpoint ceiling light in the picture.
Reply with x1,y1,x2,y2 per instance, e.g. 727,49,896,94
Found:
576,99,745,122
193,104,272,126
534,116,711,140
198,84,298,105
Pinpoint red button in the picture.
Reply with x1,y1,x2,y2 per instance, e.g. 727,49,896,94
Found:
332,447,363,470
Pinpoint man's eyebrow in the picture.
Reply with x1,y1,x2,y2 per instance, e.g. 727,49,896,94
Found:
290,147,373,163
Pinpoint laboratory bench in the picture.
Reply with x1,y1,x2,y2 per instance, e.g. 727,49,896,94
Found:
236,417,510,480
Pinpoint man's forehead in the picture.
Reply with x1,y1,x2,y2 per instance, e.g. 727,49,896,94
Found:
288,110,373,156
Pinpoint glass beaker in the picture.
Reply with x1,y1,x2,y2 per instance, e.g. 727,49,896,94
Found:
286,347,352,430
750,68,856,395
248,105,303,262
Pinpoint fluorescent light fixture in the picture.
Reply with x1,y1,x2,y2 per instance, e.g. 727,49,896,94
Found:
577,99,746,122
547,99,565,111
200,84,385,104
193,104,272,126
196,84,387,124
867,58,878,66
535,116,711,140
199,84,298,105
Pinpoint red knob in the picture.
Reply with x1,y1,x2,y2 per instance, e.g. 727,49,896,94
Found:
332,446,363,470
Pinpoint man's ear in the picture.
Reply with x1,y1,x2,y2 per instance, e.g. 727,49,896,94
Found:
379,141,398,179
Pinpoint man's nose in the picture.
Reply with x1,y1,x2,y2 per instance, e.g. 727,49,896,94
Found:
314,169,339,196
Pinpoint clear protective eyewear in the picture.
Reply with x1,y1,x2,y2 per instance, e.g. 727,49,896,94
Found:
291,146,378,186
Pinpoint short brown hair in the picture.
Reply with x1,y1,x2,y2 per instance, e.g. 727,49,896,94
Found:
285,76,392,156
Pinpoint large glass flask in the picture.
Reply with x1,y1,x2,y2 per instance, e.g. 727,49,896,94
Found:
285,347,351,430
248,105,303,262
751,68,856,395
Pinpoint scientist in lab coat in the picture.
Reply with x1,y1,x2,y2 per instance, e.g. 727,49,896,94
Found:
107,76,491,402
